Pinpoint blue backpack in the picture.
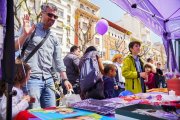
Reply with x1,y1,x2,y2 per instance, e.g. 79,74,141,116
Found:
79,51,101,92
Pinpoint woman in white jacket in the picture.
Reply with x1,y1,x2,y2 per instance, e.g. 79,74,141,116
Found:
112,54,125,96
0,60,31,120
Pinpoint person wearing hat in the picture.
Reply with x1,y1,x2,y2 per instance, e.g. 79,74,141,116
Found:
147,58,157,73
14,3,72,108
112,54,125,96
122,41,147,93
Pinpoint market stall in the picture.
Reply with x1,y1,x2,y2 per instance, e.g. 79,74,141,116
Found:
110,0,180,72
1,0,180,120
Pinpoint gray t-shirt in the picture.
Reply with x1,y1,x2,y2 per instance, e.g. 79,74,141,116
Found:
63,53,80,84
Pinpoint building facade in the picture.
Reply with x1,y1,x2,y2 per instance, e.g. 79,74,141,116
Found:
116,13,151,43
151,42,167,68
74,0,103,53
102,18,131,60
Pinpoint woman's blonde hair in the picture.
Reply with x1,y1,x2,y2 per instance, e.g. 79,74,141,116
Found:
112,54,123,62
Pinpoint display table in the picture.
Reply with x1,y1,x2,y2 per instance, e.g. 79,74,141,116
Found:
15,89,180,120
14,107,115,120
70,91,180,119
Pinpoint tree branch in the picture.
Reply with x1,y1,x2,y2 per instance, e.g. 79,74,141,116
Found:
78,25,84,34
24,0,31,16
69,25,83,42
140,45,150,57
123,50,129,56
14,0,25,29
33,0,41,22
14,5,21,30
16,0,24,9
115,33,126,53
85,16,94,34
87,32,97,43
85,22,92,35
67,16,96,52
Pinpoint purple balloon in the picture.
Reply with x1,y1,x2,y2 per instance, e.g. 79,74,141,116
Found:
95,19,108,35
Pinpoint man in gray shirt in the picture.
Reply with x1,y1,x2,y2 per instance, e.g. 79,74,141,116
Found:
63,45,80,94
15,3,72,108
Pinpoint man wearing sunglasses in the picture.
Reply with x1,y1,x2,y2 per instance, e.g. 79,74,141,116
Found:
15,3,72,109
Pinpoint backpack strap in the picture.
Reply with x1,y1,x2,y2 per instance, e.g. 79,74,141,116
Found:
24,31,51,63
18,29,36,59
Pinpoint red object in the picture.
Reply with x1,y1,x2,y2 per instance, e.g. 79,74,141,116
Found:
14,107,57,120
140,100,180,108
145,73,156,89
14,110,37,120
30,97,35,103
167,79,180,96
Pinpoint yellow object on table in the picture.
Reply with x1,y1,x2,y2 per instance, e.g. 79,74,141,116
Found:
147,88,168,93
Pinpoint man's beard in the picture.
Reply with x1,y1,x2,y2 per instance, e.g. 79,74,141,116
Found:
47,20,55,27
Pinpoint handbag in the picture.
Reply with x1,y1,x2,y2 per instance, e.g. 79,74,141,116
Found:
83,79,105,100
61,90,81,106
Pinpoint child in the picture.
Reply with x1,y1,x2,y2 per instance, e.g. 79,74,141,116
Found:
144,63,156,89
103,64,118,98
0,60,31,120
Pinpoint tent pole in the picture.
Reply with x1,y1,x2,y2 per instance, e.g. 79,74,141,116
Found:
2,0,15,119
136,0,145,5
130,1,166,32
136,6,164,21
169,16,180,21
167,7,180,20
127,0,132,5
171,28,180,34
125,0,166,32
141,1,166,33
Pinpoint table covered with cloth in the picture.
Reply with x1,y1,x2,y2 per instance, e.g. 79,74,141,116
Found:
14,107,115,120
15,88,180,120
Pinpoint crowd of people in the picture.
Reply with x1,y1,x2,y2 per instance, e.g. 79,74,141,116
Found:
0,2,167,120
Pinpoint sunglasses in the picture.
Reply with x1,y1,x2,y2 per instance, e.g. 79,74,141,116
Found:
46,13,58,19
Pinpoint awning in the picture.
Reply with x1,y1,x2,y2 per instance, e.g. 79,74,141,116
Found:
110,0,180,72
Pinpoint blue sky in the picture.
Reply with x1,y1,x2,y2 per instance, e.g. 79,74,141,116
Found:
90,0,162,43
